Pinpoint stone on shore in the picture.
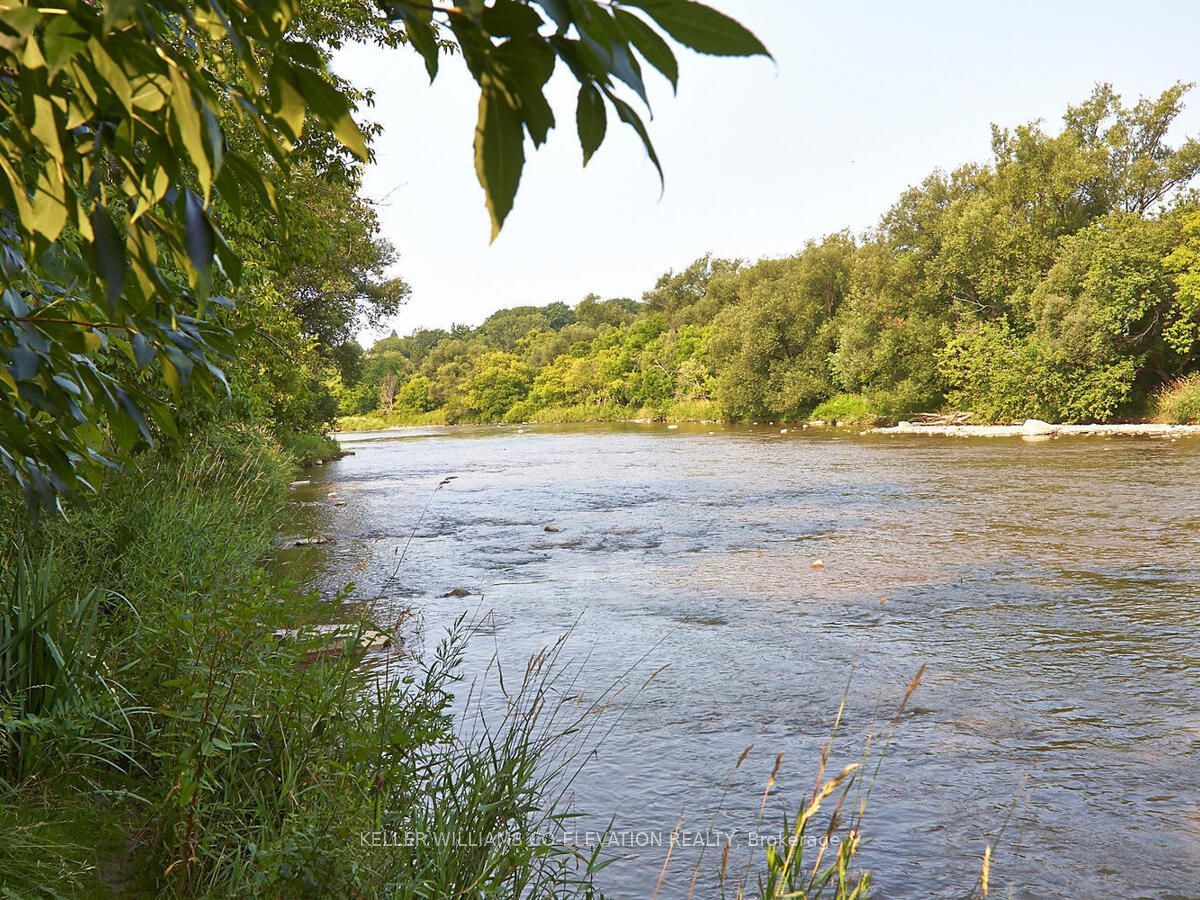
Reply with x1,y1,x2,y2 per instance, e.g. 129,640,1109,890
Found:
1022,419,1056,436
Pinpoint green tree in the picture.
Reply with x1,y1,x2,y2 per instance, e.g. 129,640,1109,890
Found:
710,235,855,419
464,351,533,420
1164,207,1200,362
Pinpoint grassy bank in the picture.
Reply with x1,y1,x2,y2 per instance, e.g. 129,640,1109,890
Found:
336,399,724,431
0,426,603,897
336,409,450,431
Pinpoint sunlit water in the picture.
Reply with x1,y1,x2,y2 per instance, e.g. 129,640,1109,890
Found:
279,424,1200,899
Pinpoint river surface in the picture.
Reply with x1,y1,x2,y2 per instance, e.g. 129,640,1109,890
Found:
280,424,1200,899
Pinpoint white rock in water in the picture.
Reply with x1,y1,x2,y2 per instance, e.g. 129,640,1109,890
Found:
1022,419,1056,435
667,424,679,430
780,428,788,434
289,480,310,488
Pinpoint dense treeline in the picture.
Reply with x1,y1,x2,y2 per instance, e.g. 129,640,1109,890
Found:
343,84,1200,429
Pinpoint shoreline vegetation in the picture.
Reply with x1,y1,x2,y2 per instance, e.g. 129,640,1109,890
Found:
0,429,624,896
336,86,1200,438
336,419,1200,439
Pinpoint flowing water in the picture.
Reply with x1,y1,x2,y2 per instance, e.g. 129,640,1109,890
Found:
280,424,1200,899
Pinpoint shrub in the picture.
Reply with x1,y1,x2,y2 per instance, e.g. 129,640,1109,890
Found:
1153,372,1200,423
278,431,340,466
938,321,1136,423
660,399,721,422
809,394,885,426
336,409,449,431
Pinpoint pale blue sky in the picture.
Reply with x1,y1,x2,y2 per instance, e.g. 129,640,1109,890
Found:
333,0,1200,341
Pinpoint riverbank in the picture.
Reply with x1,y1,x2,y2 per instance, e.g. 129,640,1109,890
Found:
0,426,596,897
871,419,1200,439
333,416,1200,441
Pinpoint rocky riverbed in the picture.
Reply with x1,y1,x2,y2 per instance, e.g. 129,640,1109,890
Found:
872,418,1200,439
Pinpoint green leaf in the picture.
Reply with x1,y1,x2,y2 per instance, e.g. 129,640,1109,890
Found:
268,61,306,141
490,36,556,146
160,355,181,396
576,83,606,166
169,68,212,197
534,0,571,31
483,0,544,37
613,8,678,90
10,346,39,381
290,66,368,160
475,85,525,240
31,95,63,165
30,163,69,242
102,0,141,32
42,16,88,75
131,333,154,369
90,205,126,309
397,11,440,81
576,11,647,105
87,39,132,109
618,0,770,57
603,87,662,186
182,190,214,293
0,6,41,39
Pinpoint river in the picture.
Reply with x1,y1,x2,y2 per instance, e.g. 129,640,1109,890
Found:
279,423,1200,899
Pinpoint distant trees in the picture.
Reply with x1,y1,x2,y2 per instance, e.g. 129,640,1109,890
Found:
343,83,1200,427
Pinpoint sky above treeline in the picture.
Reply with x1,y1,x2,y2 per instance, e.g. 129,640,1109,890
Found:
333,0,1200,342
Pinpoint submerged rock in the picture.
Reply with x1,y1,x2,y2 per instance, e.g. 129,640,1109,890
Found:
293,535,335,546
544,524,561,533
273,623,393,661
442,587,472,598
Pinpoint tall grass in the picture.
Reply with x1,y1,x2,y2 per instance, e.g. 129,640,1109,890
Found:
0,424,622,897
0,550,107,784
1153,372,1200,423
809,394,887,427
336,408,449,431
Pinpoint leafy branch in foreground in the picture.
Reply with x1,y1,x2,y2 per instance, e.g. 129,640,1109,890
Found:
0,0,368,508
0,0,765,510
385,0,770,237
